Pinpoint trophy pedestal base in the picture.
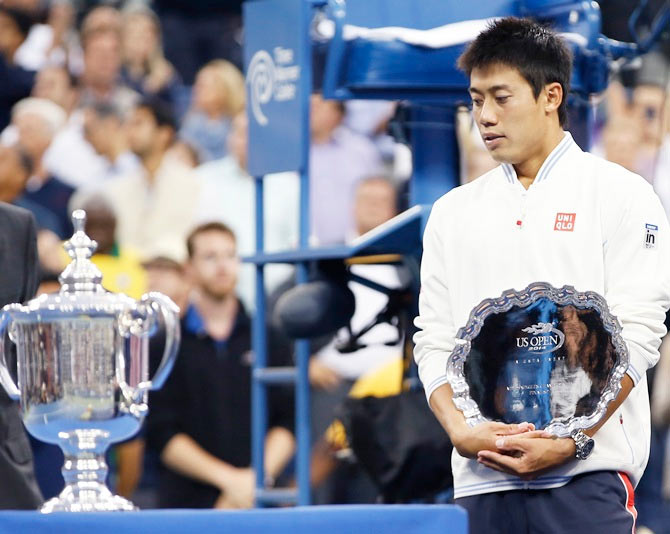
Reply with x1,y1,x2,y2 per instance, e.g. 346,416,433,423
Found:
41,483,138,513
40,429,139,513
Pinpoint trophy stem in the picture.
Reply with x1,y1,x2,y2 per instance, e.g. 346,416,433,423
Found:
40,429,138,513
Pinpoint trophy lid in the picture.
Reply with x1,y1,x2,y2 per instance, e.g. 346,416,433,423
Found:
58,209,104,293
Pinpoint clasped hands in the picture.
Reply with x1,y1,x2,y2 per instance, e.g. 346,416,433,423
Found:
452,421,576,480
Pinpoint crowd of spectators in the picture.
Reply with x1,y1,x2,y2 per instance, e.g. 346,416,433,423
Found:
2,0,670,528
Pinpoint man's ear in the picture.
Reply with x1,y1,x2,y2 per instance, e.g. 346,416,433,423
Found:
544,82,563,116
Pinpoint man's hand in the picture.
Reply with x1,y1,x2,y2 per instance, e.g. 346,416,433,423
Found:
309,358,342,391
451,421,536,459
217,467,255,509
477,433,575,479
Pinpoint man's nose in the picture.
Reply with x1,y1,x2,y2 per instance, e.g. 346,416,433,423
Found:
478,99,497,127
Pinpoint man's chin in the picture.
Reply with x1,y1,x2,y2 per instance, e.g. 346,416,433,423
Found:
203,286,235,301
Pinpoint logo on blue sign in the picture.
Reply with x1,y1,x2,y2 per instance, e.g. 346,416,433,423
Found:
247,47,300,127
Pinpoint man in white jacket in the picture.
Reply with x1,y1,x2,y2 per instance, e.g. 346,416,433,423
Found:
414,17,670,533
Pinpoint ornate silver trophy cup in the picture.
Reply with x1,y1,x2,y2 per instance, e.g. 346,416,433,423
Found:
446,282,629,437
0,210,180,512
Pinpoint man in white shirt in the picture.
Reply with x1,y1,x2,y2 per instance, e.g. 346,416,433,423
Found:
414,17,670,534
101,98,199,262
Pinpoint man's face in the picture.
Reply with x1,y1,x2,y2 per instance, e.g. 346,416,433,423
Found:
310,94,343,141
0,145,29,201
633,84,665,146
83,201,116,254
14,111,53,161
84,31,121,89
83,109,120,156
469,64,548,165
188,231,239,300
0,12,24,58
32,67,73,110
146,264,189,312
126,107,159,158
354,180,396,235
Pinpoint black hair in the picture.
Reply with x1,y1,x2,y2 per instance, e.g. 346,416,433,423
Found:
0,6,35,38
458,17,572,126
136,97,177,131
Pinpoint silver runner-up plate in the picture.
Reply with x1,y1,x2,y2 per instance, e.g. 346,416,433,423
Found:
446,282,629,437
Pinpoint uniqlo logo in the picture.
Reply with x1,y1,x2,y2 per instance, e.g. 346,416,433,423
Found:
554,213,576,232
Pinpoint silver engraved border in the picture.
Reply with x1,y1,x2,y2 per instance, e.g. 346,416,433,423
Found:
445,282,630,438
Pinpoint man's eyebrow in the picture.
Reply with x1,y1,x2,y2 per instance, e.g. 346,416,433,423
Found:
469,84,512,94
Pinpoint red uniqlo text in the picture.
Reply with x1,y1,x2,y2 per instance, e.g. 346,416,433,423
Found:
554,213,576,232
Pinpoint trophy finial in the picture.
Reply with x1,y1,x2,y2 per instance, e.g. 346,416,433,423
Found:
72,209,86,233
59,209,103,292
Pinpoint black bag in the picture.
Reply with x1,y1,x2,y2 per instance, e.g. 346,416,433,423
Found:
337,389,453,503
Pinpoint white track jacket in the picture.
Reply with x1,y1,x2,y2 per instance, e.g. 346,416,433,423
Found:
414,132,670,498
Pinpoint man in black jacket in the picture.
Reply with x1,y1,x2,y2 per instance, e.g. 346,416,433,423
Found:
0,202,43,509
147,221,295,508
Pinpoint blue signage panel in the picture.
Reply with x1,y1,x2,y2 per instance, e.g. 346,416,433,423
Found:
244,0,308,176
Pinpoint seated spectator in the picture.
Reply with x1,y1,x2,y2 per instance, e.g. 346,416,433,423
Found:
309,94,383,246
0,6,36,130
100,97,200,262
195,111,298,310
146,222,295,509
120,5,181,111
31,65,78,114
142,255,190,316
179,60,244,163
78,24,138,115
12,97,74,239
82,100,140,181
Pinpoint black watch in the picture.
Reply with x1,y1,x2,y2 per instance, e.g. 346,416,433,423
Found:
570,430,595,460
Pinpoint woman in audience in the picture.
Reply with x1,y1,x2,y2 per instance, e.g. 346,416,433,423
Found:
120,5,180,112
179,59,244,163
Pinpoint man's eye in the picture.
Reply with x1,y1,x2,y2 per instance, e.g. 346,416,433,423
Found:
496,96,510,104
472,99,483,107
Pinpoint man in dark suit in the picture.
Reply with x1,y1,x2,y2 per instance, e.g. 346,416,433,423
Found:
0,202,43,508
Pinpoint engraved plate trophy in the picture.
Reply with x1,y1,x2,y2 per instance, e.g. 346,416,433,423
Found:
0,210,180,512
446,282,629,437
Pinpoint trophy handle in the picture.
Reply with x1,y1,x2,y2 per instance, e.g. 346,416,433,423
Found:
0,307,22,400
136,292,181,391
